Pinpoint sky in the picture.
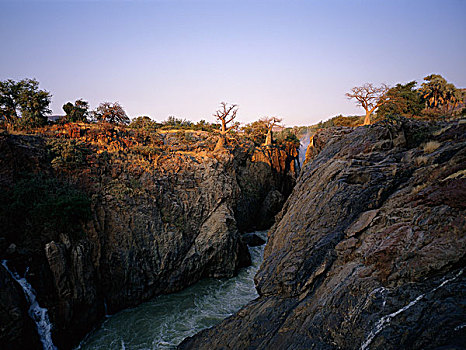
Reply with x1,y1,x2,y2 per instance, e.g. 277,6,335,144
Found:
1,0,465,126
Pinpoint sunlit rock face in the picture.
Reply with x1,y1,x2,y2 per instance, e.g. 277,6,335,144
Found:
0,130,298,350
180,119,466,350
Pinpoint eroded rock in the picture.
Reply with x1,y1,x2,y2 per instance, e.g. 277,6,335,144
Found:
180,119,466,350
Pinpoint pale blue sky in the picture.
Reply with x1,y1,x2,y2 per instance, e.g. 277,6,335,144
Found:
1,0,465,125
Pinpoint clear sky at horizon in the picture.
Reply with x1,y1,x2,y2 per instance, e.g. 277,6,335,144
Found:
1,0,465,126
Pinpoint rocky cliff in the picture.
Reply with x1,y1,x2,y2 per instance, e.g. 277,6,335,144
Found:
0,126,298,349
180,118,466,349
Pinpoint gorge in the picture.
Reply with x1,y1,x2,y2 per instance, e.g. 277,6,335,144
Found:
0,125,299,349
181,118,466,349
1,117,465,349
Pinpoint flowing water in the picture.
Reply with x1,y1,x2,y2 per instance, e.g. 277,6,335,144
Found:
77,232,266,350
1,260,57,350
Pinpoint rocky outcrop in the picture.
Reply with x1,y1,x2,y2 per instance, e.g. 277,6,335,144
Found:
235,145,299,231
0,130,298,349
180,118,466,349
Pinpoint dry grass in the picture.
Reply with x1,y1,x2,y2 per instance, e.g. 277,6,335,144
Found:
423,141,441,154
411,183,428,195
415,155,429,166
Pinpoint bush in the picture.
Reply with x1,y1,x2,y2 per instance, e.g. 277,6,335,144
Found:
47,138,91,170
0,175,91,241
275,129,300,147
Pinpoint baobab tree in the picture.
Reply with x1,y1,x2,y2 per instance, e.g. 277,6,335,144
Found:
213,102,239,151
346,83,390,125
262,116,282,146
94,102,130,125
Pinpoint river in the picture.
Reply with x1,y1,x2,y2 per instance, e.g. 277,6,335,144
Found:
76,232,266,350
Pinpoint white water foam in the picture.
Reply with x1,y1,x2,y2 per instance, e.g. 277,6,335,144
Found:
360,269,464,350
2,260,57,350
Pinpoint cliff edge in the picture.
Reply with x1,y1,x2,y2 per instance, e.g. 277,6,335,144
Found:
180,118,466,349
0,126,298,349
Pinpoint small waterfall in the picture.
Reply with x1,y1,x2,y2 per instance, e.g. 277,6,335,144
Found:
2,260,57,350
298,131,314,166
360,268,464,350
104,298,111,318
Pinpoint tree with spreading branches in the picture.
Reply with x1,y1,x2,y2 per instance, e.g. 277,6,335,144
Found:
377,81,424,118
94,102,130,125
63,99,90,122
262,116,282,146
0,78,51,127
346,83,390,125
213,102,239,151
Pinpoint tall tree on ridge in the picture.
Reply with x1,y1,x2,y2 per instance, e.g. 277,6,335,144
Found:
213,102,239,152
262,116,282,146
94,102,130,125
0,78,51,127
63,99,90,122
346,83,390,125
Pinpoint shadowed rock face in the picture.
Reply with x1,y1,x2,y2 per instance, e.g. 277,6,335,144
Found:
0,265,41,350
0,132,298,349
180,119,466,350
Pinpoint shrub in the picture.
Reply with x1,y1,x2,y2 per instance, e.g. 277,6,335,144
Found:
0,175,91,241
47,138,91,170
423,141,441,153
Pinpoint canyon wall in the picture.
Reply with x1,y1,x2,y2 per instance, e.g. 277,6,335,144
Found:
180,118,466,349
0,129,298,349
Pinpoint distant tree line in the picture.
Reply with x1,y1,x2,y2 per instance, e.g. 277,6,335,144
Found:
2,74,463,141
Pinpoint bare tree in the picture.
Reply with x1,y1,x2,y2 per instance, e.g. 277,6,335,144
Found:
261,116,282,146
213,102,239,151
346,83,390,125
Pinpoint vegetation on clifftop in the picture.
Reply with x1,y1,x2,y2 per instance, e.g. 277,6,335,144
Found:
0,174,91,242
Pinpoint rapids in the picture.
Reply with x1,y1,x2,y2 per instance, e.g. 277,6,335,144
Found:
77,232,266,350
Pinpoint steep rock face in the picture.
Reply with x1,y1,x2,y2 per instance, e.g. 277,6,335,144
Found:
89,152,250,313
0,132,298,349
235,145,299,231
180,119,466,350
0,265,41,350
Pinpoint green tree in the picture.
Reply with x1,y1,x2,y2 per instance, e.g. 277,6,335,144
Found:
129,116,158,131
0,78,51,127
62,99,90,122
94,102,130,125
161,116,193,129
242,119,269,145
419,74,464,114
377,81,424,118
346,83,390,125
